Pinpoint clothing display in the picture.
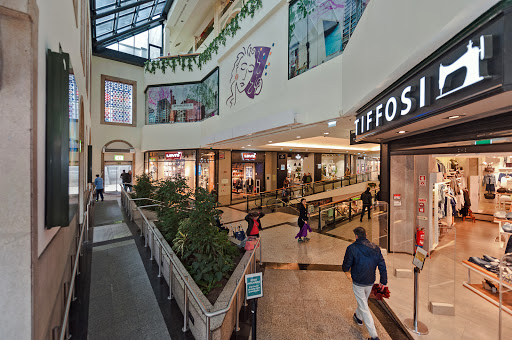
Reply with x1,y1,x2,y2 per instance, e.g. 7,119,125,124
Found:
468,256,512,284
436,161,447,174
483,173,497,193
494,211,507,219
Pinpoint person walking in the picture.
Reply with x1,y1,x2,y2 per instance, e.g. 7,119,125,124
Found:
126,170,133,192
94,174,104,202
245,211,265,238
120,170,128,190
296,198,310,242
342,227,387,340
360,187,372,222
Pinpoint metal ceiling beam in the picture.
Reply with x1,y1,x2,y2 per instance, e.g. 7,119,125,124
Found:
93,17,163,48
93,0,154,20
162,0,174,19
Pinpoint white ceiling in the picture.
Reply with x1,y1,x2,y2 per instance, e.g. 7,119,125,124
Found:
166,0,216,53
205,119,381,154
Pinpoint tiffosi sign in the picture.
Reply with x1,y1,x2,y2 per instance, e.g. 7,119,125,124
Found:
355,34,495,137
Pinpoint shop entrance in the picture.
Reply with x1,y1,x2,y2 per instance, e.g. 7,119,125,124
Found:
104,163,132,192
231,151,265,202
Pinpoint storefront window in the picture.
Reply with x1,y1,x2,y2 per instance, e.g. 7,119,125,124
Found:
231,152,265,201
321,154,345,179
288,0,370,79
287,154,304,184
146,150,196,190
198,150,217,193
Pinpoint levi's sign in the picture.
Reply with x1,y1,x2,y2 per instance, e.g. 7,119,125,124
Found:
165,151,183,159
242,152,257,161
355,34,496,137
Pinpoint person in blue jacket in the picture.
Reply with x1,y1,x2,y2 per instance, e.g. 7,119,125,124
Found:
94,174,104,202
342,227,387,340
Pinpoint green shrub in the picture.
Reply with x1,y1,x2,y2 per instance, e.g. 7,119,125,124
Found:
154,176,192,244
132,173,155,205
171,187,238,294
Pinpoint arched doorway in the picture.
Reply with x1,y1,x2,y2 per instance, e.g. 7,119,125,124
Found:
102,140,135,192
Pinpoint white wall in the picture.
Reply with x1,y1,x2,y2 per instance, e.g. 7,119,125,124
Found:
91,56,146,177
341,0,500,116
138,0,500,152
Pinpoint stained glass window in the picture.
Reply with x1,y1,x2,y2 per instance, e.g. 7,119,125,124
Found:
69,74,79,120
104,79,133,124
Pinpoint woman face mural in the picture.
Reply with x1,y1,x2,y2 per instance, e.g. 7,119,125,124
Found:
227,44,272,107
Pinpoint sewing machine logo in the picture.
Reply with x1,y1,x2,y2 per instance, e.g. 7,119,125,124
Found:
436,35,492,99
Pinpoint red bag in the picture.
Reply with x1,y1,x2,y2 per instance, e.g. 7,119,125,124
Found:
244,236,259,251
369,284,390,300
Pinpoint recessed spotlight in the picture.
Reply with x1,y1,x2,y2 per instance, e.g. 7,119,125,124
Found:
268,141,272,143
296,136,301,138
447,115,460,119
323,132,329,135
397,130,407,134
247,145,251,146
328,121,337,127
241,146,245,148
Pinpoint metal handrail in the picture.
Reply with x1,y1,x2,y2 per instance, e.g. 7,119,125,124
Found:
58,191,93,340
129,194,261,340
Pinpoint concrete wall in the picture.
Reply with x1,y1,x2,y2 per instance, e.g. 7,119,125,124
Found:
0,0,93,338
218,151,232,205
0,4,36,338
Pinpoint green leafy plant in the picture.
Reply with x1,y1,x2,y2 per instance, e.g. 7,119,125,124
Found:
171,187,238,294
154,176,192,242
132,173,155,205
144,0,263,74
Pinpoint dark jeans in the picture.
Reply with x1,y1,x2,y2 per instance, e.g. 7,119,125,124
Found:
360,205,371,221
96,189,104,201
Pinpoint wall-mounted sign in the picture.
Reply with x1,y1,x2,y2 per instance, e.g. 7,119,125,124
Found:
219,151,225,160
245,272,263,299
165,151,183,160
393,194,401,200
172,103,195,111
393,200,402,207
114,155,124,161
242,152,257,161
354,14,506,142
419,207,425,213
419,175,426,186
418,198,427,203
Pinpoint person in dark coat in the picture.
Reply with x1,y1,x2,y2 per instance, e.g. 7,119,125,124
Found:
245,211,265,238
296,198,310,242
360,187,372,222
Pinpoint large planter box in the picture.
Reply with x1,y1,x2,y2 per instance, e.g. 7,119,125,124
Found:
144,221,254,340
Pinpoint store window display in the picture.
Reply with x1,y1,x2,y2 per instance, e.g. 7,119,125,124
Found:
198,150,217,193
231,152,265,201
145,150,196,190
287,154,304,184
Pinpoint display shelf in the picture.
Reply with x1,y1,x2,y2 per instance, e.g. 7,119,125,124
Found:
462,260,512,315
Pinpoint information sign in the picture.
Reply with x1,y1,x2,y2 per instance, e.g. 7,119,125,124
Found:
245,272,263,299
412,247,428,270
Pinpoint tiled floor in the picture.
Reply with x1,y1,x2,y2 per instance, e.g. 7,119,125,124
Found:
258,269,391,340
88,196,171,340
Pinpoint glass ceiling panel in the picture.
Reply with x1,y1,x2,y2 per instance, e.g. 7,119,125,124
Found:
92,0,172,49
118,14,134,28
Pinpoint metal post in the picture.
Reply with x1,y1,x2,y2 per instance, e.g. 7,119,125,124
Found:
206,316,211,340
404,268,428,334
158,243,163,277
150,231,154,261
235,289,240,331
251,299,257,340
259,239,262,266
168,258,173,300
246,196,249,212
319,207,322,231
183,280,189,332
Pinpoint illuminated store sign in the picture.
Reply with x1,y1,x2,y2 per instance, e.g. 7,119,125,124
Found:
355,33,499,138
242,152,257,161
165,151,183,160
114,155,124,161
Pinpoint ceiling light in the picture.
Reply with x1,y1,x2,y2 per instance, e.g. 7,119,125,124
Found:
397,130,407,134
296,136,301,138
241,146,245,148
268,141,272,143
328,121,337,128
323,132,329,135
447,115,460,119
247,145,251,146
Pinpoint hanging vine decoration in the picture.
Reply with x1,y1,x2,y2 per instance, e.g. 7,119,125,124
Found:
144,0,263,74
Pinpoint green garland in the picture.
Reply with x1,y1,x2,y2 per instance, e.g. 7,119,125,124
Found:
145,0,263,74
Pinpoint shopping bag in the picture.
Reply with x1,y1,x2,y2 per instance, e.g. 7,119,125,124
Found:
244,236,259,251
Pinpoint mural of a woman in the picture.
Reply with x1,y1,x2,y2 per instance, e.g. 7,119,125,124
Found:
226,44,271,107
